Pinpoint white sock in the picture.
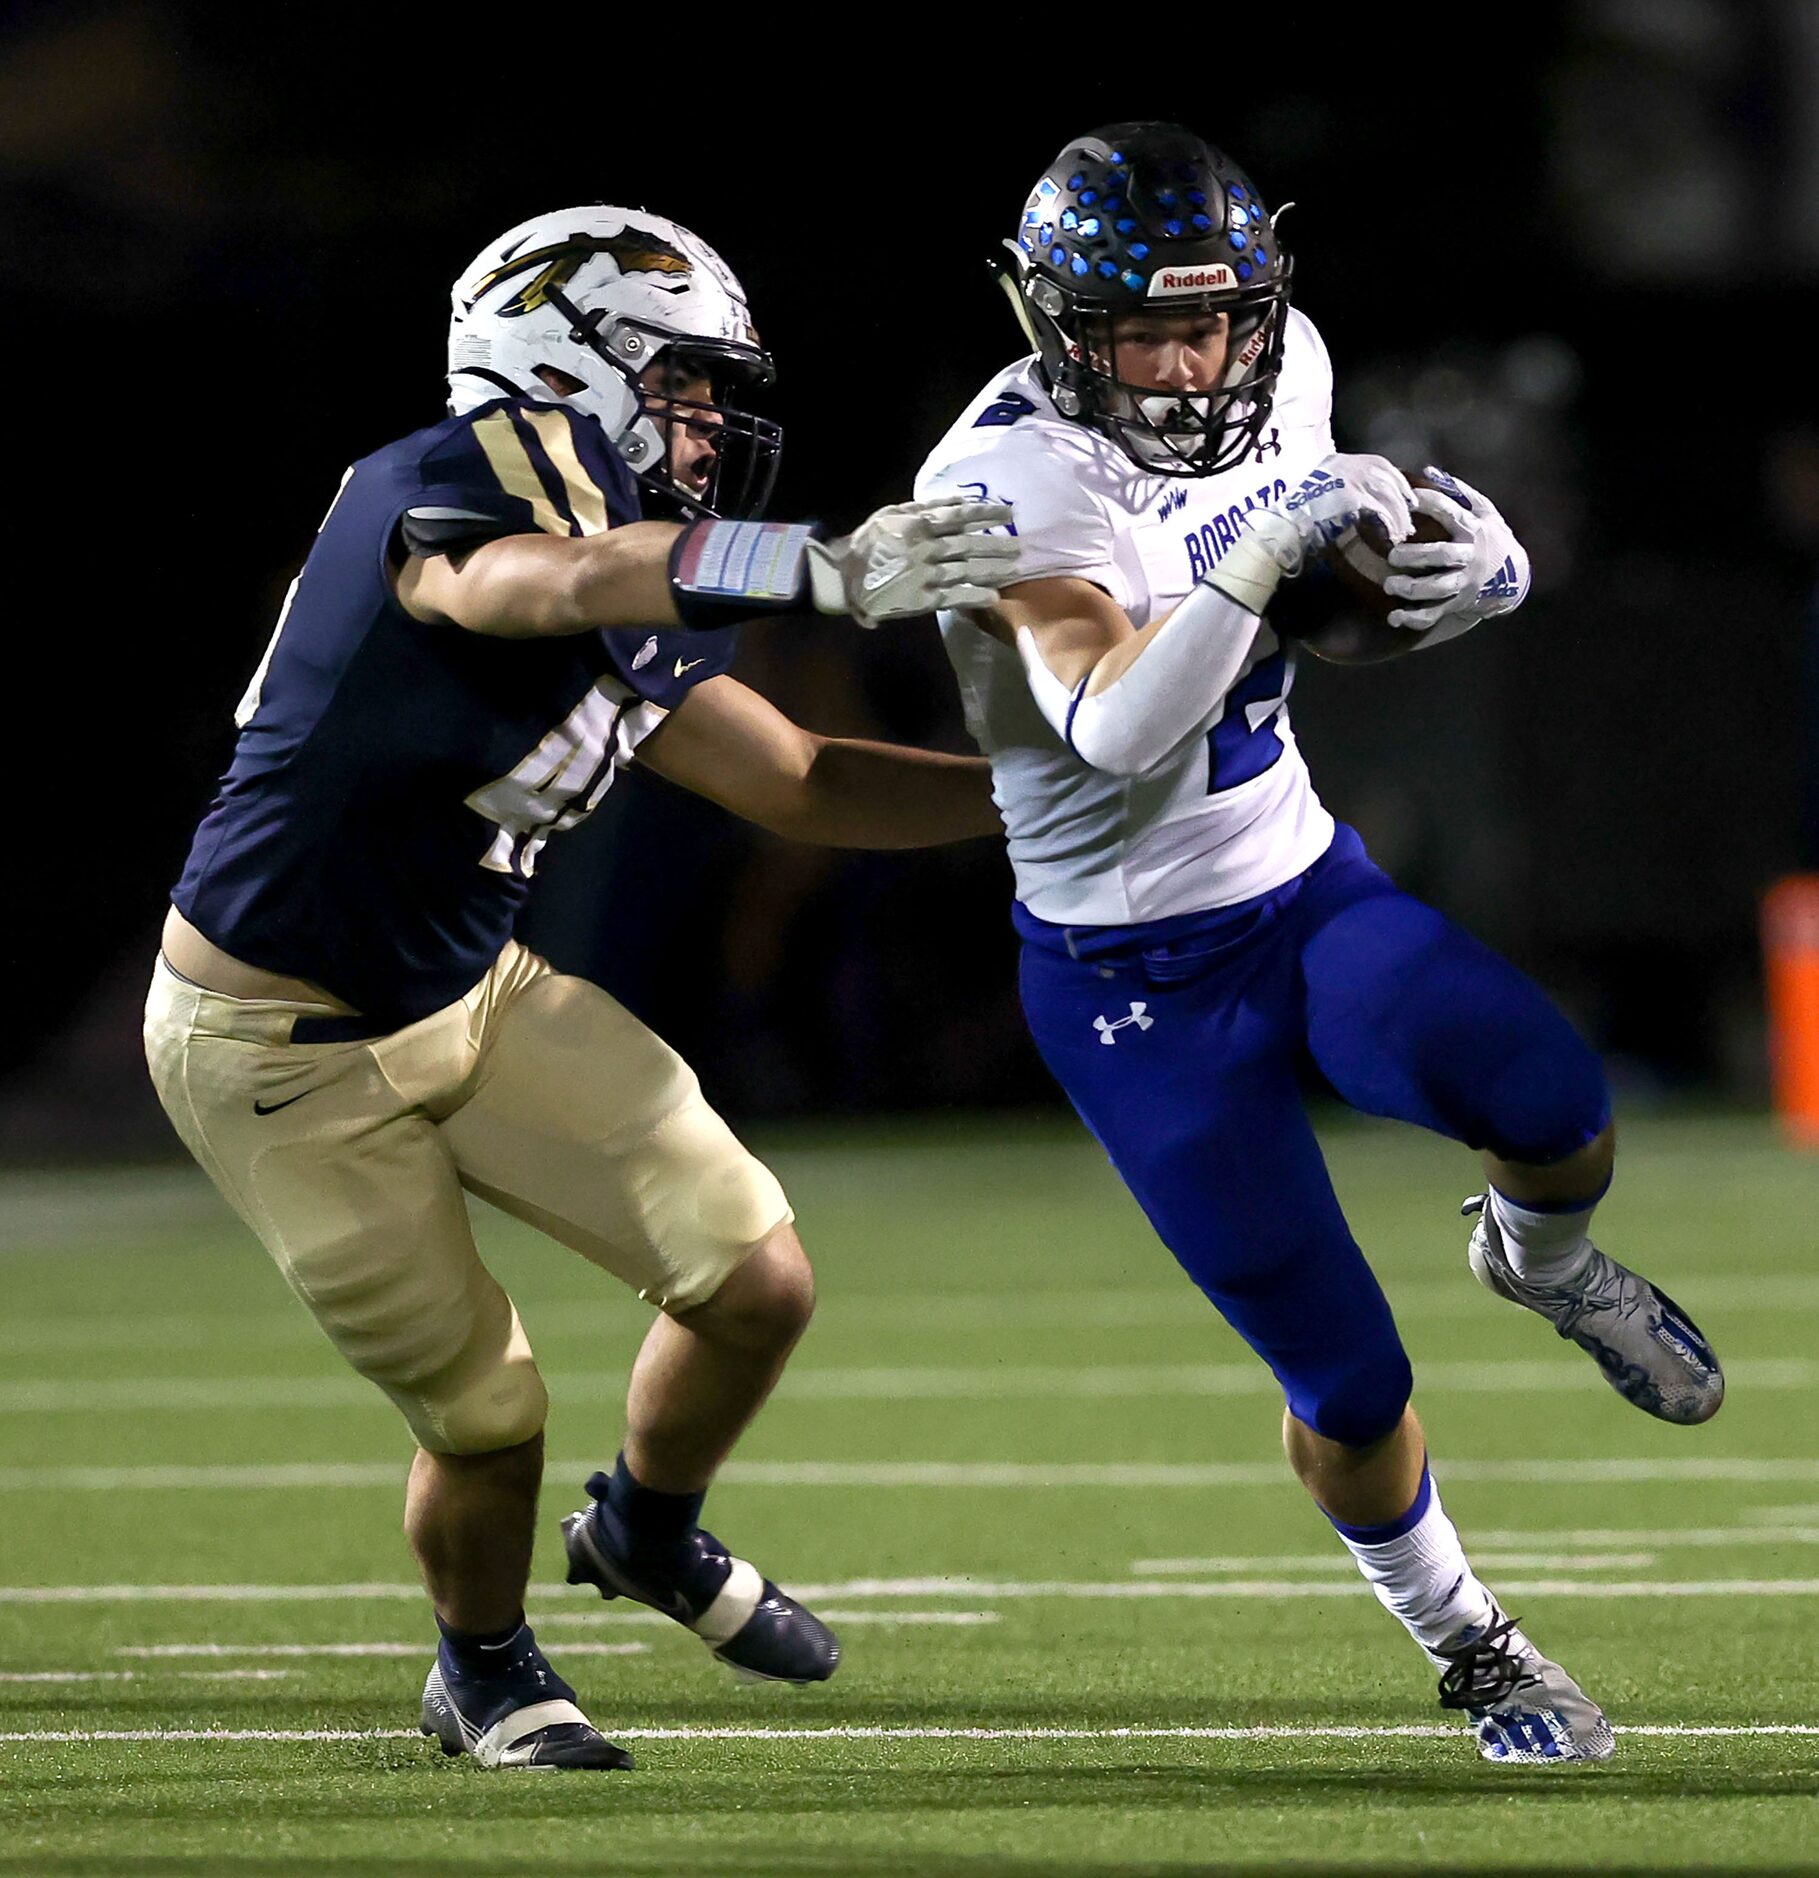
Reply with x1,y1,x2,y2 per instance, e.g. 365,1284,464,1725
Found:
1330,1469,1499,1668
1488,1186,1598,1283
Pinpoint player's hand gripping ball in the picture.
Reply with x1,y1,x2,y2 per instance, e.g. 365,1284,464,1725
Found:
1300,468,1487,664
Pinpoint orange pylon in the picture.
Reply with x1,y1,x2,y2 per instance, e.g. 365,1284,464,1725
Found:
1763,875,1819,1148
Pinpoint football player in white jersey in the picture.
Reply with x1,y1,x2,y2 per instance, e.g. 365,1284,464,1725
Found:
916,123,1725,1764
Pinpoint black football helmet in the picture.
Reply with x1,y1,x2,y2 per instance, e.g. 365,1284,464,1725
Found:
997,122,1295,476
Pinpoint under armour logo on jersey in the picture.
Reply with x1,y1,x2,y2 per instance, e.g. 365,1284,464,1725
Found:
632,635,659,670
1093,1001,1154,1045
1253,426,1282,460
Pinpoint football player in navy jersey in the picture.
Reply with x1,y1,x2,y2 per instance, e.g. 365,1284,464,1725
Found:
915,124,1727,1765
145,205,1020,1771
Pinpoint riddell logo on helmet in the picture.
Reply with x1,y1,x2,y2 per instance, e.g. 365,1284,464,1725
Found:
1147,264,1239,299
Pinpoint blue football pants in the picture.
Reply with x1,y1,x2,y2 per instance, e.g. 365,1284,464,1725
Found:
1015,825,1610,1449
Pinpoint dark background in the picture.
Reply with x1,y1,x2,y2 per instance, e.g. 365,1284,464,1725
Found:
4,0,1818,1158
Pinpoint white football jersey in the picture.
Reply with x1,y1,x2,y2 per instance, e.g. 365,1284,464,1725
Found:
915,307,1339,927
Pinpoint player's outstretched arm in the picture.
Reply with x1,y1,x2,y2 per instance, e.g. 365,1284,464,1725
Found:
638,676,1001,848
397,521,689,636
396,498,1022,640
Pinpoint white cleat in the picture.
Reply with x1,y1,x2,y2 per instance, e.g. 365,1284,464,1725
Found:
1436,1608,1616,1765
1462,1196,1724,1425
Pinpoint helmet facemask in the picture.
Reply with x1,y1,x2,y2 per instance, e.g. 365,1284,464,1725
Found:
1085,300,1286,475
1012,259,1291,478
544,291,781,519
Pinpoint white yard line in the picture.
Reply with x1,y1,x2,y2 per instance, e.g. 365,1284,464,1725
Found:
770,1359,1819,1400
800,1611,1000,1626
0,1464,409,1492
6,1274,1818,1354
6,1456,1819,1494
4,1357,1813,1414
8,1266,1819,1355
11,1575,1819,1605
0,1173,233,1253
113,1642,650,1659
0,1722,1814,1746
824,1277,1819,1324
718,1459,1819,1487
0,1669,296,1684
534,1609,1005,1629
0,1584,427,1603
1130,1552,1663,1574
782,1576,1819,1602
116,1624,985,1658
0,1317,314,1356
1435,1526,1819,1551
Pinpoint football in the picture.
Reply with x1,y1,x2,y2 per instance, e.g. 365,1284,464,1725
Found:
1284,467,1462,666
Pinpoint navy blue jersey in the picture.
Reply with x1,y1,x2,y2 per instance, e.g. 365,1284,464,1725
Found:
174,398,737,1024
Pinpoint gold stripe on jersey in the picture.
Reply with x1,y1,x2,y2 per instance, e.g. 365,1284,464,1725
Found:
471,410,570,535
520,408,611,536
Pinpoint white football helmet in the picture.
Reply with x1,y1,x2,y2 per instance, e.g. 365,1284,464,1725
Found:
447,205,780,517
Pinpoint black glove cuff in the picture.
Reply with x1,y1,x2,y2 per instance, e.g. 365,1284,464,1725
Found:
668,519,825,631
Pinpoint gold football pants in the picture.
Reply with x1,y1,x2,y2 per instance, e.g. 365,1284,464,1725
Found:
143,941,792,1453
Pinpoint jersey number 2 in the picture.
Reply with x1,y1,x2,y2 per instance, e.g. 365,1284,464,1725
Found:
1206,649,1292,794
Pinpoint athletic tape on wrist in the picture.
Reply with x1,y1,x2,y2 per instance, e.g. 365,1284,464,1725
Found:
669,520,822,629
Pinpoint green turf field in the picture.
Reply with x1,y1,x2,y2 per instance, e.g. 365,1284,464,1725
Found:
1,1113,1816,1875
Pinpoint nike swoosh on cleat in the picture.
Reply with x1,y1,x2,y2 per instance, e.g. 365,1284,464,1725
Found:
673,657,706,677
252,1092,313,1115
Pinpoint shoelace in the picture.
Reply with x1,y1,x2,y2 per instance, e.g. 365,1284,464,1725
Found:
1460,1194,1619,1339
1436,1613,1534,1712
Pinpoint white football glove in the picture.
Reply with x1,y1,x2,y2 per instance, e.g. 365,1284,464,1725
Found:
1383,471,1530,641
1205,453,1414,614
805,496,1022,628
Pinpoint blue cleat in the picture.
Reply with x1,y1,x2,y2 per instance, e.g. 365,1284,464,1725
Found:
419,1625,633,1770
1437,1608,1615,1765
561,1472,840,1685
1462,1195,1724,1425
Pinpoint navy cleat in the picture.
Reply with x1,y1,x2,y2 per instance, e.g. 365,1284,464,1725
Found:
418,1625,633,1770
1436,1607,1615,1765
1462,1195,1724,1425
561,1472,840,1685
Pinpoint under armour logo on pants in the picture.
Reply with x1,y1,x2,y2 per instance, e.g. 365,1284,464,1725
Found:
1094,1002,1154,1045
